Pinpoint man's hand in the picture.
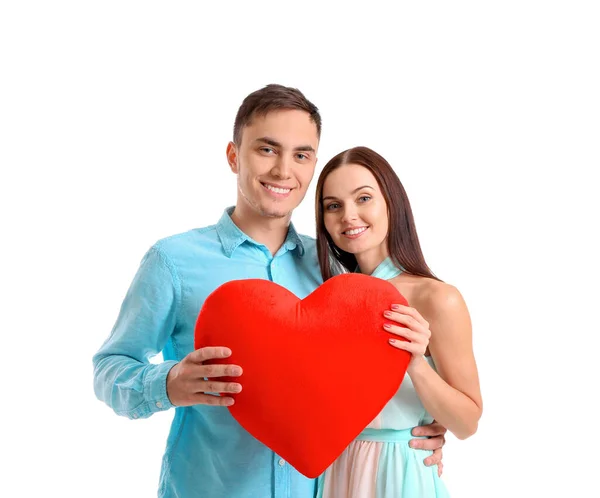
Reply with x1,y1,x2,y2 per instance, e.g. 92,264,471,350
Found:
166,347,243,407
410,421,447,476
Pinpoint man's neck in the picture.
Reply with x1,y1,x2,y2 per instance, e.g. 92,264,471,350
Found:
230,205,291,256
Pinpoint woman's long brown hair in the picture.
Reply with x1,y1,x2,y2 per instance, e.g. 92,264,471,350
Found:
315,146,440,282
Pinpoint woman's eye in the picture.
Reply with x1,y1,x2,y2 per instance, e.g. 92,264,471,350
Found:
326,203,340,210
358,196,372,202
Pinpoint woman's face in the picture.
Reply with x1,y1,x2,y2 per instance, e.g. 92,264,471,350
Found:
321,163,389,263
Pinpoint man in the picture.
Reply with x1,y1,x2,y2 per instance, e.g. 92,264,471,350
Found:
93,84,446,498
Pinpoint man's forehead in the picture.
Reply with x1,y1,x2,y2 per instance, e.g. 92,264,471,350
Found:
241,110,319,148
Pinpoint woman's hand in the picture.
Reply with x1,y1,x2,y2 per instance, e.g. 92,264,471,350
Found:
384,304,431,370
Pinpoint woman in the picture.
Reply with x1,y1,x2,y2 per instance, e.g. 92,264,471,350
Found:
315,147,482,497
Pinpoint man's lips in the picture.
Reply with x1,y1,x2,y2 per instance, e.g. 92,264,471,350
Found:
261,182,293,196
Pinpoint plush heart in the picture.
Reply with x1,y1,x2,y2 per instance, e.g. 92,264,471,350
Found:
194,273,410,478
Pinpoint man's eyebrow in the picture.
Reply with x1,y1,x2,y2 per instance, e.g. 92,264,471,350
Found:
294,145,316,153
254,137,282,148
254,137,315,153
322,186,374,201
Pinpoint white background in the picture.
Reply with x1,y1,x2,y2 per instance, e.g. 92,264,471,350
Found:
1,1,599,496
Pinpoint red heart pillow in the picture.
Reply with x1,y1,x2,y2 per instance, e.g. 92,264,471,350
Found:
194,273,410,478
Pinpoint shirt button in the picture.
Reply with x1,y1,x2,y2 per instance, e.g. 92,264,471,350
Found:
132,413,139,419
278,458,285,466
156,401,163,408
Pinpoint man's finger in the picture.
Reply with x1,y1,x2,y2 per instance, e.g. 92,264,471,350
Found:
189,346,232,363
410,435,445,451
424,448,443,467
193,393,236,407
411,422,446,437
198,380,242,394
198,363,243,378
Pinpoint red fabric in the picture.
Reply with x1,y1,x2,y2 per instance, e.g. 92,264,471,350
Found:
194,273,411,478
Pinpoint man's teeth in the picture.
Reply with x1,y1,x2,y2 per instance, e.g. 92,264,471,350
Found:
344,227,367,235
264,184,291,194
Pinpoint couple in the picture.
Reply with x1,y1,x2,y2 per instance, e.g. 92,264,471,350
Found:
93,84,482,498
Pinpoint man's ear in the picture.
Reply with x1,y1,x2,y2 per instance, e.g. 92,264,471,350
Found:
226,142,239,174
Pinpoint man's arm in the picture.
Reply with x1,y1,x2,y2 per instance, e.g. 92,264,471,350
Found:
93,245,243,418
92,246,180,419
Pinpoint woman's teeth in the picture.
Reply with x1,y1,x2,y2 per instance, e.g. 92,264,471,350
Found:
344,227,367,235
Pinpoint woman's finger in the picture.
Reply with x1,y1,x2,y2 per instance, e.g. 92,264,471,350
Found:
388,338,426,355
384,323,422,342
384,310,421,331
391,304,429,328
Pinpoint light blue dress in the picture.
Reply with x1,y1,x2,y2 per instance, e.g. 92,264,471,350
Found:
316,258,450,497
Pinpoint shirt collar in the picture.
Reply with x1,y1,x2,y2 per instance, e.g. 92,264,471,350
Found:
216,207,305,258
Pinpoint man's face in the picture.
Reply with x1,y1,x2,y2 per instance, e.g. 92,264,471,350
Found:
227,109,319,220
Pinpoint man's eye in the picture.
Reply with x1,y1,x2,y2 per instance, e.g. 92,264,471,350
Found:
260,147,275,154
296,153,308,160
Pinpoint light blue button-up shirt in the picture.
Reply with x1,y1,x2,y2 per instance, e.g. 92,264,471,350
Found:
93,207,323,498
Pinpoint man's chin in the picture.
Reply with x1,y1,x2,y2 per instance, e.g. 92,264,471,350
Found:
260,207,292,219
256,199,296,218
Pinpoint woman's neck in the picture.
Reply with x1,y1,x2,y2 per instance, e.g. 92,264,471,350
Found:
355,247,390,276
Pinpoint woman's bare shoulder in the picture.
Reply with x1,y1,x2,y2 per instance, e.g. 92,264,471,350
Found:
390,274,466,318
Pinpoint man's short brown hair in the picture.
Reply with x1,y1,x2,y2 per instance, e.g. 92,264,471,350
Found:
233,84,321,145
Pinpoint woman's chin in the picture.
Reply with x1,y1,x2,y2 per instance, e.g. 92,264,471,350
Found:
337,241,365,255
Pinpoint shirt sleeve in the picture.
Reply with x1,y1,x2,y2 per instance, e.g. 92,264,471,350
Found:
92,245,181,419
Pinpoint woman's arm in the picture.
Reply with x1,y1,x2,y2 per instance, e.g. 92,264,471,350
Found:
386,283,483,440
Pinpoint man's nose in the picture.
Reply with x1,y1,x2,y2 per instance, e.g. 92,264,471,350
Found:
270,156,292,179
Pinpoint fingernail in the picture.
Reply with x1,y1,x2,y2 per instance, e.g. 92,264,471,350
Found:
391,304,401,310
226,399,234,406
383,311,392,317
233,384,242,392
384,323,392,329
409,440,417,448
232,368,242,376
389,339,396,344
